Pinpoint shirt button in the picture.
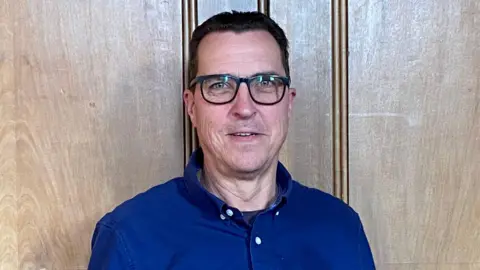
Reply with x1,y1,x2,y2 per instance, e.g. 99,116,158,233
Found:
275,211,280,216
220,214,226,220
226,209,234,217
255,236,262,245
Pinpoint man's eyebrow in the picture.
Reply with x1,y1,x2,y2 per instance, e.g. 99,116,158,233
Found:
215,71,283,77
250,71,282,77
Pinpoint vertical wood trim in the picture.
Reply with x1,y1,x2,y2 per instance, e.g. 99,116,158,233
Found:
257,0,270,16
332,0,349,203
182,0,198,166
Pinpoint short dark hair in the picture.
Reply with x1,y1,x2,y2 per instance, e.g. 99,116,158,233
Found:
188,11,290,88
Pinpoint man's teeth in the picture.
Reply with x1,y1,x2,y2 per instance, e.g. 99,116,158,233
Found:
233,133,255,136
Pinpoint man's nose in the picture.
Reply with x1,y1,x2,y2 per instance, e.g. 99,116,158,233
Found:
230,82,256,119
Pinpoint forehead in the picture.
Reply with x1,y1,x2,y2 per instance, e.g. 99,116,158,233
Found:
196,30,285,77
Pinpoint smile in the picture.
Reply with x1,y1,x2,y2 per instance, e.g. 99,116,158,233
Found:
231,132,258,137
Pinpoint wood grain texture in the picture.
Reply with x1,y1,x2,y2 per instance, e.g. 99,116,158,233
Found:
257,0,269,16
349,0,480,267
271,0,333,192
182,0,198,163
10,0,184,268
332,0,349,201
197,0,257,24
0,1,17,269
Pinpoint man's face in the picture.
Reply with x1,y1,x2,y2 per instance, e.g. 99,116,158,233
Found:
184,30,296,175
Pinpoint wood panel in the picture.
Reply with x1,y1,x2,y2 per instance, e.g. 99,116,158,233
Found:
0,0,17,269
197,0,257,24
271,0,333,192
331,0,349,200
182,0,197,163
6,0,184,269
349,0,480,268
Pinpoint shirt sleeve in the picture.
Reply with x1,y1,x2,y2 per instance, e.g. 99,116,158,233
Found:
88,222,134,270
356,215,376,270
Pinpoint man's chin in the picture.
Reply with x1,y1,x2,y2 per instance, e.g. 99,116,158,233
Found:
227,156,268,175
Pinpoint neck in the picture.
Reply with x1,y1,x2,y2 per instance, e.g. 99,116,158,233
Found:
201,158,278,212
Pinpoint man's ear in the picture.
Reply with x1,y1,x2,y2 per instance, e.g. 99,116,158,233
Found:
287,87,296,119
183,89,197,127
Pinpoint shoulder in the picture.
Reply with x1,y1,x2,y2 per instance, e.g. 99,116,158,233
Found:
97,177,186,229
287,181,376,268
89,178,187,268
289,180,361,227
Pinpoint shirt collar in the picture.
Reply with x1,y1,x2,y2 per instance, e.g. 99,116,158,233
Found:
183,148,293,216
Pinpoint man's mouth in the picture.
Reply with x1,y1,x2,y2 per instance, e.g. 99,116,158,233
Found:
230,132,259,137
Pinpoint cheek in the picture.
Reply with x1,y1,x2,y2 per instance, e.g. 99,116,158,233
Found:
264,106,290,133
195,107,225,143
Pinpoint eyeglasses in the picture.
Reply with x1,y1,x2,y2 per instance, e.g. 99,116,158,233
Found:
189,74,290,105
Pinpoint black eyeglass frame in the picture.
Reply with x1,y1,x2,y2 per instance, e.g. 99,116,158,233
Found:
189,74,291,105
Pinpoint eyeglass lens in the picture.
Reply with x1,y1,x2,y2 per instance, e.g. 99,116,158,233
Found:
201,75,285,104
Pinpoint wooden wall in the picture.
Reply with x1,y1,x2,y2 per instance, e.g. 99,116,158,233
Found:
349,0,480,269
1,1,185,268
0,0,478,269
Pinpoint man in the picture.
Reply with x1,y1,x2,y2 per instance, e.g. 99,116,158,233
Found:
88,11,375,269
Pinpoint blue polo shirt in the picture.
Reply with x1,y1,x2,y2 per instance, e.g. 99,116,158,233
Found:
88,149,376,269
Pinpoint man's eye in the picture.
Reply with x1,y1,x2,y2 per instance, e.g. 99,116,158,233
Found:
210,82,230,89
259,80,273,86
